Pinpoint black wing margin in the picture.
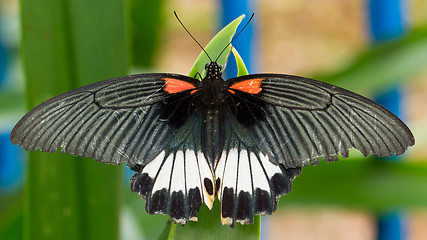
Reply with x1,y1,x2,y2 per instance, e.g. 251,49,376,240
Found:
226,74,415,169
215,112,301,226
130,109,216,224
10,73,200,166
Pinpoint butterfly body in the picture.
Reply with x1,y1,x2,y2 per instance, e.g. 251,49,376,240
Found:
198,63,227,106
197,63,230,174
11,59,414,227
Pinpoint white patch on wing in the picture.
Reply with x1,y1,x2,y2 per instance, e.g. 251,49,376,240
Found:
151,154,174,193
170,151,185,193
259,152,282,179
185,150,201,191
218,149,238,226
215,151,228,198
142,151,166,178
237,150,252,193
197,152,214,209
249,152,270,193
222,149,238,194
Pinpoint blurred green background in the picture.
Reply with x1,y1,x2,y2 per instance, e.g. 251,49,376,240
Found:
1,0,427,239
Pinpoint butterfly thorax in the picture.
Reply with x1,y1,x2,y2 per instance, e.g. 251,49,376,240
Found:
199,62,227,107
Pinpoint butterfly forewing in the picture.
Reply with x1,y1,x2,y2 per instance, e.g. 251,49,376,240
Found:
10,73,200,166
225,74,415,169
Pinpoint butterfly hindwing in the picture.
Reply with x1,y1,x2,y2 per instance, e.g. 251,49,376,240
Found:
226,74,415,169
215,113,301,226
130,109,216,224
10,73,200,166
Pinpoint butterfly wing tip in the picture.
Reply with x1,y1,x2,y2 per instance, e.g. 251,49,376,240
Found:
172,218,188,226
221,217,233,226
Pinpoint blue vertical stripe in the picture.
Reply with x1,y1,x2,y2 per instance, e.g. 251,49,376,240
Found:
0,133,24,192
0,18,23,192
368,0,408,239
220,0,264,238
377,212,407,240
219,0,256,77
369,0,407,42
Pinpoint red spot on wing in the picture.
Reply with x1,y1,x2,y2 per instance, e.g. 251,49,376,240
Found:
163,78,197,94
229,78,263,94
227,89,236,94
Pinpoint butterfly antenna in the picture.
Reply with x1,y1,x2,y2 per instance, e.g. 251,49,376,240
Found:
174,11,213,62
214,13,255,63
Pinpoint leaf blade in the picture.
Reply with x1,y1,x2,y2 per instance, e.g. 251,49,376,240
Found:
20,0,129,239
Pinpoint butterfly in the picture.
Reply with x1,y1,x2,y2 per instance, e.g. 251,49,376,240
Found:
10,14,414,227
10,60,415,226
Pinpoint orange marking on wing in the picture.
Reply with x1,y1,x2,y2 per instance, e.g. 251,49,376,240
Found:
227,89,236,94
190,89,198,94
163,78,196,94
229,78,263,94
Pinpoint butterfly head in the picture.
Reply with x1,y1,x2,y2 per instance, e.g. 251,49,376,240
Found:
205,62,223,80
199,62,227,106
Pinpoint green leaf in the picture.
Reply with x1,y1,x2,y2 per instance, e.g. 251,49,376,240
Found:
20,0,129,239
157,221,176,240
0,193,23,240
174,201,260,240
188,14,245,79
231,46,249,76
131,0,166,67
124,190,169,240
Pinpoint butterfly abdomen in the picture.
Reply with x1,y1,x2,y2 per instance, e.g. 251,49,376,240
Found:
201,107,225,169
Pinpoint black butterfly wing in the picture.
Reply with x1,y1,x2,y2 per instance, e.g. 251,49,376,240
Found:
215,112,301,226
12,72,218,224
10,73,200,166
226,74,415,169
130,108,217,224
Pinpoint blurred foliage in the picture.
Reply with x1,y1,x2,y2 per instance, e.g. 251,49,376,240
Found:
0,192,22,240
19,0,128,239
131,0,166,67
319,24,427,96
281,157,427,211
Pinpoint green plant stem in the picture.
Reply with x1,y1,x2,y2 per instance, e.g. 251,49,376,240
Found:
20,0,129,239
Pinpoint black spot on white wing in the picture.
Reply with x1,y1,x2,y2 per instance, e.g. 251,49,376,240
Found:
130,149,210,224
184,150,204,221
204,178,214,195
215,118,301,226
216,147,301,226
